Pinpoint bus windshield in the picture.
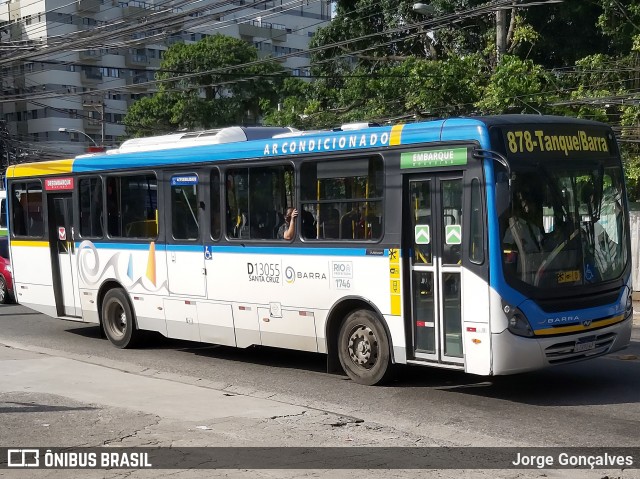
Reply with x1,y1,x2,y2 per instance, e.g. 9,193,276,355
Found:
500,163,627,289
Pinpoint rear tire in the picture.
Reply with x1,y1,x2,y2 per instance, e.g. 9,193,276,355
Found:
338,309,393,385
101,288,139,348
0,276,9,304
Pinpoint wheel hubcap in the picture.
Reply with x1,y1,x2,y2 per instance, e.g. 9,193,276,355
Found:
107,301,127,339
347,325,378,369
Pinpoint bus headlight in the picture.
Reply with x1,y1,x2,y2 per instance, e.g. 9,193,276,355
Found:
625,291,633,319
508,312,534,337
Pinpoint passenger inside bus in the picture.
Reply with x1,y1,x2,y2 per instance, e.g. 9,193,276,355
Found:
277,207,298,240
340,205,362,239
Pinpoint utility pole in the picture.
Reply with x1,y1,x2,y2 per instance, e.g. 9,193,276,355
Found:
0,120,9,168
82,98,105,145
496,9,507,64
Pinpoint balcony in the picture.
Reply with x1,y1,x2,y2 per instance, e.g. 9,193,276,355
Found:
77,0,101,13
125,76,152,91
81,70,103,84
124,53,160,69
79,49,101,61
238,20,288,42
83,118,102,133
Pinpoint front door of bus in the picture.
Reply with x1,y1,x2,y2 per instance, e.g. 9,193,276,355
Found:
407,175,464,365
48,193,81,317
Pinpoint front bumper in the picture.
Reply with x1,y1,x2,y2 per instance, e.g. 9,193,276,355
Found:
491,315,633,375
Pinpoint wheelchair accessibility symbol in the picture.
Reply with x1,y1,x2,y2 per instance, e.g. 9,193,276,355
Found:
204,246,213,260
585,264,594,282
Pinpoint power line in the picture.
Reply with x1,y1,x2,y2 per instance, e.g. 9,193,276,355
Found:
1,0,546,104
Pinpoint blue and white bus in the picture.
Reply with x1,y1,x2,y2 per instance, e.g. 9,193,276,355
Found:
6,116,632,384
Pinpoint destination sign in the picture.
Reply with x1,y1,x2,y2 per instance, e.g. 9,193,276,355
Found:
44,177,74,191
501,125,614,160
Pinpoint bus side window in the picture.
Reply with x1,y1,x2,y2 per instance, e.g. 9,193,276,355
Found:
210,169,221,240
107,175,157,239
0,197,6,228
225,166,293,240
469,178,484,264
79,177,104,238
106,177,120,237
300,157,383,241
11,181,43,238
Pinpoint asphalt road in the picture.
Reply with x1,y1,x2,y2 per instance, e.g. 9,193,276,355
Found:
0,303,639,449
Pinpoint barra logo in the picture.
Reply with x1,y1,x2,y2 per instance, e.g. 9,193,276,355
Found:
284,266,327,284
8,449,39,467
539,315,580,325
285,266,296,284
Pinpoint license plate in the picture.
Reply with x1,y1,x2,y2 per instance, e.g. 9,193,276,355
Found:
574,341,596,352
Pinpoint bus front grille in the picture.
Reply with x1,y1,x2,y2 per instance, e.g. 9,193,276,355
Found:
544,332,617,364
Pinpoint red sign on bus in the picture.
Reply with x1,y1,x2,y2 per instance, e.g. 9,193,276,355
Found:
45,177,74,191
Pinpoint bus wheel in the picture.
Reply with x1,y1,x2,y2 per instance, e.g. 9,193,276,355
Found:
0,276,8,304
338,309,392,385
101,288,138,348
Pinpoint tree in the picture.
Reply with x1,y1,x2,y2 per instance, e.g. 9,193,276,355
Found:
476,55,557,114
124,34,289,136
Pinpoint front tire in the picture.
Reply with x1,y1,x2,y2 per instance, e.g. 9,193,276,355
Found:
101,288,139,348
338,309,393,385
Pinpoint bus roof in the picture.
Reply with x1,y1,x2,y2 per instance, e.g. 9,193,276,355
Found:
6,115,612,178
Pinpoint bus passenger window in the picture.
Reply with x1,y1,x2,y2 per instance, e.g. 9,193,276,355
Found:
11,181,43,238
0,198,6,229
107,175,157,239
225,165,294,240
210,169,221,240
300,157,383,241
171,174,199,241
79,177,104,238
469,178,484,264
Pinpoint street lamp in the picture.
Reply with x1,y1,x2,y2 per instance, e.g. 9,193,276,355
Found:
413,3,436,58
58,127,99,147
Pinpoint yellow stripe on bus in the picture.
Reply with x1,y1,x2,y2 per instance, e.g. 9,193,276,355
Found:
389,125,405,146
6,159,74,178
534,314,625,336
10,240,49,247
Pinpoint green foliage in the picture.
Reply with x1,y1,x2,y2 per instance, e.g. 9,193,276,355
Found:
476,56,556,114
404,54,487,117
124,34,287,136
124,0,640,197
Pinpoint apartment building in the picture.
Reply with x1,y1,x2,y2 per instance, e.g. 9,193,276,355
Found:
0,0,331,156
